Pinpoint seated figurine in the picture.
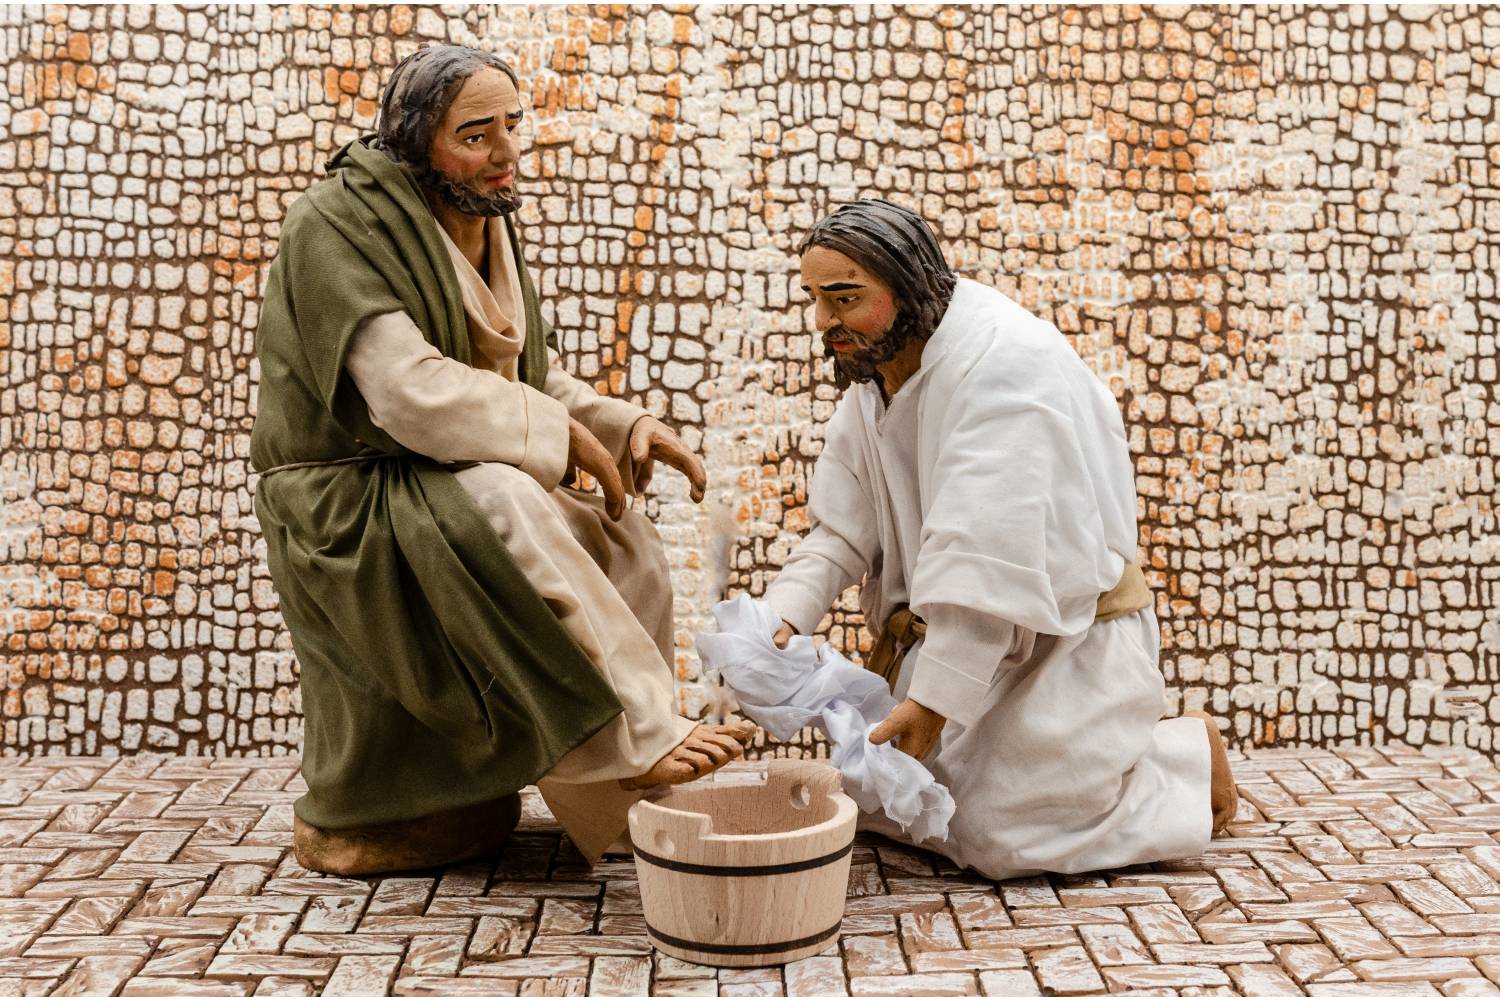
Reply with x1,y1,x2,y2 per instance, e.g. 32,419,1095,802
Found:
766,199,1237,878
251,44,751,876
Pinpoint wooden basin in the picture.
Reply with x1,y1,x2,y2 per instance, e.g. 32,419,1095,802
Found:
628,759,857,967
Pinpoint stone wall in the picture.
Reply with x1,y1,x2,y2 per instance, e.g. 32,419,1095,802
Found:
2,4,1497,759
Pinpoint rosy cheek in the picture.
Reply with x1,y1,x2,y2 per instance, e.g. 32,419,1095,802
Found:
850,295,898,338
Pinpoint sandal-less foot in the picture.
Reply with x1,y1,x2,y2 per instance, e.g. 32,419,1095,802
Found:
1185,710,1238,835
619,719,757,791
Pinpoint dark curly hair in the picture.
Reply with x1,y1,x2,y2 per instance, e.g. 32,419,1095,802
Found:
799,199,958,389
374,44,519,169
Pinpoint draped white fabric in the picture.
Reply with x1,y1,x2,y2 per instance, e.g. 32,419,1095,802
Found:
698,595,956,845
762,278,1213,878
767,279,1143,728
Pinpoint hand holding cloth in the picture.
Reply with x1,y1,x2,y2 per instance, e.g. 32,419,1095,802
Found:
698,595,955,844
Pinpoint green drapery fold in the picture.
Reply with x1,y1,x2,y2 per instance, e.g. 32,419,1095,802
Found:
250,138,622,829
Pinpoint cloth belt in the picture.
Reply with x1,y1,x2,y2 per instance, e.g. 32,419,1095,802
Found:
863,562,1153,693
255,454,478,479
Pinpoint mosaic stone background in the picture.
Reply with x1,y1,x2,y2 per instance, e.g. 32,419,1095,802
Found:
1,4,1497,761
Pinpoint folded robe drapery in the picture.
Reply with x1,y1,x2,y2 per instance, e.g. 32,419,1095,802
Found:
697,595,956,844
250,137,623,829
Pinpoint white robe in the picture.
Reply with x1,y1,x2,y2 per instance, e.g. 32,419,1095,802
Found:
765,277,1212,878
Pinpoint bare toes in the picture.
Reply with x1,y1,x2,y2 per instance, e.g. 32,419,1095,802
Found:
665,758,700,782
723,720,757,745
691,741,732,768
697,732,745,760
619,722,756,791
673,746,715,775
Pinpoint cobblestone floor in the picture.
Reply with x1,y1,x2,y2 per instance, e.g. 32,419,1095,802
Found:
1,745,1498,997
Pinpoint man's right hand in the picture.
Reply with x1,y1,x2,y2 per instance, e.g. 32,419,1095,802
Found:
772,620,796,648
567,418,626,521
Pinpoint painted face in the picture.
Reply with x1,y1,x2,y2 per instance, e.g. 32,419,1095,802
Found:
799,245,900,354
426,67,526,217
799,243,929,391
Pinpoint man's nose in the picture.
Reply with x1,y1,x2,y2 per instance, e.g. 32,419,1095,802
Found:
490,132,518,167
813,300,836,332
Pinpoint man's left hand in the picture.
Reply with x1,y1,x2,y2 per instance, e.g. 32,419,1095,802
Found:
628,416,707,502
869,698,947,762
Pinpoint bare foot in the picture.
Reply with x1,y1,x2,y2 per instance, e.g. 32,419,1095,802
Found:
619,720,757,791
1186,710,1238,835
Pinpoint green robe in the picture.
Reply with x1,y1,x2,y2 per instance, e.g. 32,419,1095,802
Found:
250,138,623,829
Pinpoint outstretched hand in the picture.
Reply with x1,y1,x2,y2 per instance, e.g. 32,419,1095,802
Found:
567,417,626,521
628,416,707,502
869,698,946,762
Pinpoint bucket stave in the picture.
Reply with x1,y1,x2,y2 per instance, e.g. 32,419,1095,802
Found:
628,760,857,967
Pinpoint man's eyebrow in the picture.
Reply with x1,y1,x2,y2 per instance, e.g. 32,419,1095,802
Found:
455,115,495,132
799,281,865,293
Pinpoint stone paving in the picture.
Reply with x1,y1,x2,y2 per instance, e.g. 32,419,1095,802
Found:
1,744,1499,997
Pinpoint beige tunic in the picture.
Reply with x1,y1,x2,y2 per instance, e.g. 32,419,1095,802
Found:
343,216,694,858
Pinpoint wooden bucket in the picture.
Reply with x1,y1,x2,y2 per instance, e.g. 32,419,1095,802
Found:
627,759,857,967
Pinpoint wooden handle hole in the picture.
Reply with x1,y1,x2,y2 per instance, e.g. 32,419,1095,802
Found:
789,782,812,810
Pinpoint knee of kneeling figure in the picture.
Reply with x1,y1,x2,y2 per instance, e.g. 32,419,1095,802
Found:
471,463,553,508
505,462,555,495
951,782,1117,860
944,812,1042,878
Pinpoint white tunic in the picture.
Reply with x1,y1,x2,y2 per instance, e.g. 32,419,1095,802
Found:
765,278,1212,878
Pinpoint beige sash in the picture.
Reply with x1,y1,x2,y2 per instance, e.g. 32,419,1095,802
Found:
863,562,1153,693
1094,562,1152,622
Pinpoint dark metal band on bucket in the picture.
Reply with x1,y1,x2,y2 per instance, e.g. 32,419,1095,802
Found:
632,840,854,877
645,919,844,957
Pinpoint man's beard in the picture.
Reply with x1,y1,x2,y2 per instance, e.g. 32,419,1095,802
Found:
822,309,923,391
416,162,521,217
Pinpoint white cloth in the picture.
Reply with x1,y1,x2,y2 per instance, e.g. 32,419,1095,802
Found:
697,595,955,844
764,277,1212,878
